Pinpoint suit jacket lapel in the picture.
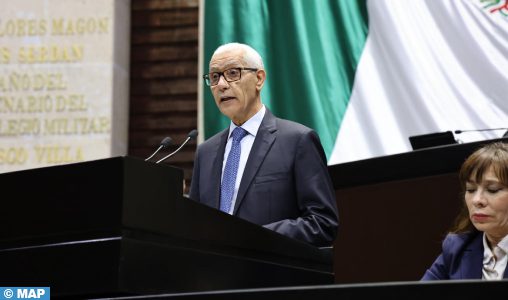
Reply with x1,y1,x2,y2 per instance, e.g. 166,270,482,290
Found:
461,233,483,279
209,129,229,209
233,109,277,214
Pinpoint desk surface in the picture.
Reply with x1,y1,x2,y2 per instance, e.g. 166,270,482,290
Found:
97,280,508,300
328,138,508,188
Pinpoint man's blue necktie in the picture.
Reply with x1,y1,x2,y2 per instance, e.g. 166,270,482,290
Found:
220,127,248,213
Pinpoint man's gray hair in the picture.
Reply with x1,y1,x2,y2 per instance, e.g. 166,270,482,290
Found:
213,43,265,69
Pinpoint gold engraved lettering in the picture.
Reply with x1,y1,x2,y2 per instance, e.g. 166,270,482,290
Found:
0,147,28,165
0,20,17,37
0,118,40,136
52,17,109,35
0,94,85,113
55,95,86,112
0,72,67,92
34,145,84,164
0,19,47,37
18,45,84,63
26,95,53,113
16,19,26,36
43,117,110,135
0,47,11,63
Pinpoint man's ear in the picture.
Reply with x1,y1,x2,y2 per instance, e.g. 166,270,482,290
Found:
256,69,266,91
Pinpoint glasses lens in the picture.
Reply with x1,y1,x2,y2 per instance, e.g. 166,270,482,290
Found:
224,68,241,82
210,72,221,85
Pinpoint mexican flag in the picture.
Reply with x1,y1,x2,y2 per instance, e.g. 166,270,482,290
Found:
200,0,508,165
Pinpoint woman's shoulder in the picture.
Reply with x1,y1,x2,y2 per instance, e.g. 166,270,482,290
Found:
442,231,481,252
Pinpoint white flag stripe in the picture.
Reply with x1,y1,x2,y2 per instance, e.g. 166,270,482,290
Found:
330,0,508,164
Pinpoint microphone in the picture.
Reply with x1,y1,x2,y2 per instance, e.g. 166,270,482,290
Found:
156,129,198,164
145,136,173,161
454,128,508,135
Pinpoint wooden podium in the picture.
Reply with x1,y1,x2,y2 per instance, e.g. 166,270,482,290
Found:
0,157,333,298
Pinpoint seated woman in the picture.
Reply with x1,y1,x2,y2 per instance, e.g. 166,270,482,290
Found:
422,142,508,280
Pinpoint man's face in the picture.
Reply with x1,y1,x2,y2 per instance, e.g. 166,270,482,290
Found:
208,48,264,125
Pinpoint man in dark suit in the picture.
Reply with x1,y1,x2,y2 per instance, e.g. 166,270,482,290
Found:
189,43,338,246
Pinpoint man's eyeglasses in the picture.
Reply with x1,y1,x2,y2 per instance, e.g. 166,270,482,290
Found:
203,67,258,86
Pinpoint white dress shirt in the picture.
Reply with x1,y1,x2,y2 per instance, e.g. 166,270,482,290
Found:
221,105,266,214
482,233,508,280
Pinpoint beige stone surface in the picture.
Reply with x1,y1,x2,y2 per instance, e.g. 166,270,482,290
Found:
0,0,130,172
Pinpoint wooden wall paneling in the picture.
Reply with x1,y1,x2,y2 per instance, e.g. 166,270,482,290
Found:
129,0,199,192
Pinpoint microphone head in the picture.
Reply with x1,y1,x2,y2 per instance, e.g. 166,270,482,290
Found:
160,137,173,148
188,129,198,140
